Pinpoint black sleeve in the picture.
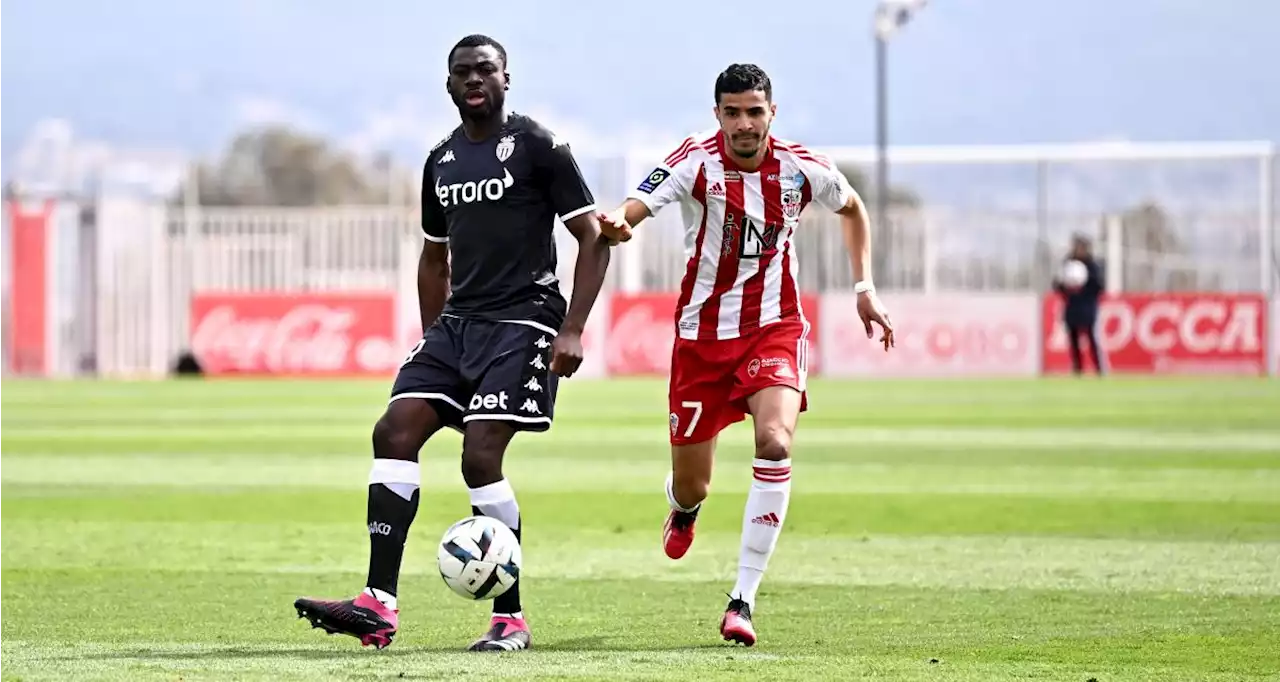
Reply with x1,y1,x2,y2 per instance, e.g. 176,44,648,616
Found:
531,128,596,221
420,159,448,243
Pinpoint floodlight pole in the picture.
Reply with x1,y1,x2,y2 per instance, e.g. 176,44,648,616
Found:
873,0,926,287
874,33,889,252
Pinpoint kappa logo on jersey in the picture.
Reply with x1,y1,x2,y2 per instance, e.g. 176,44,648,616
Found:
521,399,541,414
637,167,670,194
469,391,509,411
435,168,515,207
496,135,516,162
439,150,456,164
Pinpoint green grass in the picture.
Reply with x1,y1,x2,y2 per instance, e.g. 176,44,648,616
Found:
3,377,1279,681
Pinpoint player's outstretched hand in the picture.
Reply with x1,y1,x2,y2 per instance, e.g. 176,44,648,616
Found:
857,291,895,352
550,330,585,378
596,210,633,245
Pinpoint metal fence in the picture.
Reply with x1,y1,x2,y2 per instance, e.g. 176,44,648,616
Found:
4,141,1276,377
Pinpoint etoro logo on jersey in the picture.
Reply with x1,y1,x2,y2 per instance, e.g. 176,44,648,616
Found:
435,168,515,207
723,213,782,258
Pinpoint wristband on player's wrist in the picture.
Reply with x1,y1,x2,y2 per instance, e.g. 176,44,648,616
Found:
853,280,875,295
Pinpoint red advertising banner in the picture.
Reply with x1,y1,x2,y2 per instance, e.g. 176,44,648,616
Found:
606,292,820,376
1042,292,1267,374
6,199,54,375
190,293,399,376
820,293,1040,377
1272,298,1280,377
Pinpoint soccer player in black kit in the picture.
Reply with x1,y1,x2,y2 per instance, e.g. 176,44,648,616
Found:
293,34,612,652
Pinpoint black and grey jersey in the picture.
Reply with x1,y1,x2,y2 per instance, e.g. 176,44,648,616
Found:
421,113,596,331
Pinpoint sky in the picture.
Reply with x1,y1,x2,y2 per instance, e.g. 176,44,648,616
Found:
2,0,1278,168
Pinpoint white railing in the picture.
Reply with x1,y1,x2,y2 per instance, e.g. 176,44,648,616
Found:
4,141,1276,377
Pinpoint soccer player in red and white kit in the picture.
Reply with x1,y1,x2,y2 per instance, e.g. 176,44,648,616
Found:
597,63,895,646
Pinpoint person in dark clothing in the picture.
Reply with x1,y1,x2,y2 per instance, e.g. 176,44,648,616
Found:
1054,235,1107,375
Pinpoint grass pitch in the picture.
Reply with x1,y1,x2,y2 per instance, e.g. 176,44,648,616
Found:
3,377,1279,681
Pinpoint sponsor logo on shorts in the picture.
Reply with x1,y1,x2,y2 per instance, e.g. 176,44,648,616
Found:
747,357,791,379
469,391,509,411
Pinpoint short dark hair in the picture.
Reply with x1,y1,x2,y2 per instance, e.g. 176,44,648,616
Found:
449,34,507,67
714,63,772,103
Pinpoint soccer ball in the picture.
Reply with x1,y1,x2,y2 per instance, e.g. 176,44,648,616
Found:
436,516,522,600
1059,259,1089,289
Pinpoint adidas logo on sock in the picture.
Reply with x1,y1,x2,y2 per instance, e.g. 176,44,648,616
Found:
750,512,780,527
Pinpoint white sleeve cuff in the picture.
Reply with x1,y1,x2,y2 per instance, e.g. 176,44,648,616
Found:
423,233,448,243
625,191,660,214
558,204,596,221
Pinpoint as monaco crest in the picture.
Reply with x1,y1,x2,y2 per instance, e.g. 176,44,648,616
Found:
781,189,802,219
495,135,516,162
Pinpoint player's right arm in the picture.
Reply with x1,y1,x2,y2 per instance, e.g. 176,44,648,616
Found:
598,137,700,242
418,160,450,330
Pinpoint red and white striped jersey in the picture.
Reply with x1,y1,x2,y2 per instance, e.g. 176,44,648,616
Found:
628,130,857,341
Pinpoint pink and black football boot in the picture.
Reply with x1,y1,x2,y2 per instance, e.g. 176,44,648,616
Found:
294,592,398,649
719,597,757,647
662,509,698,560
469,614,532,651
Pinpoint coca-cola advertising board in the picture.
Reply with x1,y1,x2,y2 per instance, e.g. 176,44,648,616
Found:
190,293,400,376
606,292,821,376
820,293,1039,377
1041,293,1267,375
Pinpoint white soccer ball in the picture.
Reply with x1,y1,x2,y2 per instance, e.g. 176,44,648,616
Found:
437,516,522,601
1059,259,1089,289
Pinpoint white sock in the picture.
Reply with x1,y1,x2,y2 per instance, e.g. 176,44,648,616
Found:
368,458,420,502
363,586,397,610
665,471,700,513
731,458,792,609
469,479,520,530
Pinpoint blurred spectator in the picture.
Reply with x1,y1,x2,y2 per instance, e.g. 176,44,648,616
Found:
1054,235,1107,376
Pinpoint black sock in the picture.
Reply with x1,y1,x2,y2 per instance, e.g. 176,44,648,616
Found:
473,504,523,616
366,484,419,596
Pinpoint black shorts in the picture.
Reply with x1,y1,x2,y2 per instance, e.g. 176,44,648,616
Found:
390,315,559,433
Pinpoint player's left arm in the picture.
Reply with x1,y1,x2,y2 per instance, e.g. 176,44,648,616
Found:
535,129,612,378
809,157,895,350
